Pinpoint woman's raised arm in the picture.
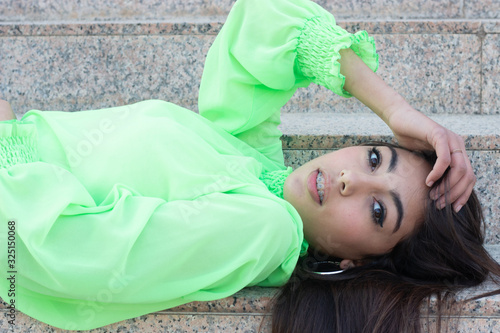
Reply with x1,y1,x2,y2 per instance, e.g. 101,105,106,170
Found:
336,48,475,212
198,0,377,166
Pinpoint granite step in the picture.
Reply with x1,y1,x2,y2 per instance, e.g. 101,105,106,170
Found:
0,113,499,332
0,19,499,115
2,245,499,332
0,0,498,22
0,1,499,331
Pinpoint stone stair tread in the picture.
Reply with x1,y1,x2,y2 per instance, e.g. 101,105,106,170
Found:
280,113,500,150
0,19,496,36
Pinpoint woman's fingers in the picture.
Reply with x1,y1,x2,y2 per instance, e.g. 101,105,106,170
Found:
425,128,451,187
433,152,468,205
452,181,476,212
428,131,476,212
435,173,475,212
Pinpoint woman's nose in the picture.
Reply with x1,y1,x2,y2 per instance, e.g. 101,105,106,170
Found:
339,169,385,196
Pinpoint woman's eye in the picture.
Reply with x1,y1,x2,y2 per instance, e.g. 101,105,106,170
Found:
368,147,381,171
372,199,385,227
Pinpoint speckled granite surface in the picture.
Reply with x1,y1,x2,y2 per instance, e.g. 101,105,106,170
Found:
0,311,271,332
1,35,212,113
472,150,500,244
375,34,481,114
484,20,500,33
0,0,485,22
3,312,500,332
1,313,499,332
0,0,235,22
0,22,224,36
465,0,500,19
0,30,496,115
483,35,500,115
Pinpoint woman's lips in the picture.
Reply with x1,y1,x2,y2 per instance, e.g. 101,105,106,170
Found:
308,169,321,205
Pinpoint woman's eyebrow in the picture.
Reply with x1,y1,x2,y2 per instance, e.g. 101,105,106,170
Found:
391,190,404,233
385,146,403,233
387,145,398,172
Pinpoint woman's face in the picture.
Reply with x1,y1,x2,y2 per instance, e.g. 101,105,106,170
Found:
283,145,432,261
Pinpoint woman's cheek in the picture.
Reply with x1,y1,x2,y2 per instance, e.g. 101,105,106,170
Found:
336,206,367,240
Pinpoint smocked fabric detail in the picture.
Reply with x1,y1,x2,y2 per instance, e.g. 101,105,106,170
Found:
295,16,379,98
0,121,39,169
0,136,39,169
259,167,293,199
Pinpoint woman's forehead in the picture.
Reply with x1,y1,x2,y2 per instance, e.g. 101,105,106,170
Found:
390,147,432,177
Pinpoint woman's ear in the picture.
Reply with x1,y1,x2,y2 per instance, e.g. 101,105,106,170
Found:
340,259,356,270
340,259,365,269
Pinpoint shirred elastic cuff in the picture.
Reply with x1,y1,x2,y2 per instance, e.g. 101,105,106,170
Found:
295,16,379,98
0,121,39,168
259,167,293,199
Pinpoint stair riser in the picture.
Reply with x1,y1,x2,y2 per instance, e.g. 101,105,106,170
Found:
1,31,498,115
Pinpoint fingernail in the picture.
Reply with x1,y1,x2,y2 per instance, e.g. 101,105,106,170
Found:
427,181,434,187
439,201,446,210
430,191,438,200
455,205,463,213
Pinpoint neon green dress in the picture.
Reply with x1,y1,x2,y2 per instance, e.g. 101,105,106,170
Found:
0,0,378,329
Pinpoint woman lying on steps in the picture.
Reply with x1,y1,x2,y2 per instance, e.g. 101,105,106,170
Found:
1,0,499,332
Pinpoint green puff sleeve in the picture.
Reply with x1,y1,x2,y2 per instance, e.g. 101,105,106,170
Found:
198,0,378,165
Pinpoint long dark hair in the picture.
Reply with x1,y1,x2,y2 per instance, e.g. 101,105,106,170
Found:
271,143,500,333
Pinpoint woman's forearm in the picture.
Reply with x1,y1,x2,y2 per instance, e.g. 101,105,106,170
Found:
337,48,412,125
0,99,16,121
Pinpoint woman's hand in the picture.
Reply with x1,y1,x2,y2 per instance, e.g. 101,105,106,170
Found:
386,106,475,212
337,48,475,212
0,99,16,121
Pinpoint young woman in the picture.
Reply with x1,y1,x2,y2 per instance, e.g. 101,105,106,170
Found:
273,145,499,332
0,0,496,331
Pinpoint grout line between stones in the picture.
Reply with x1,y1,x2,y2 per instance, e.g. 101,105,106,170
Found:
478,24,486,115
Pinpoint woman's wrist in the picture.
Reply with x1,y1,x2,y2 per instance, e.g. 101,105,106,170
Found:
384,97,422,129
338,48,408,124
